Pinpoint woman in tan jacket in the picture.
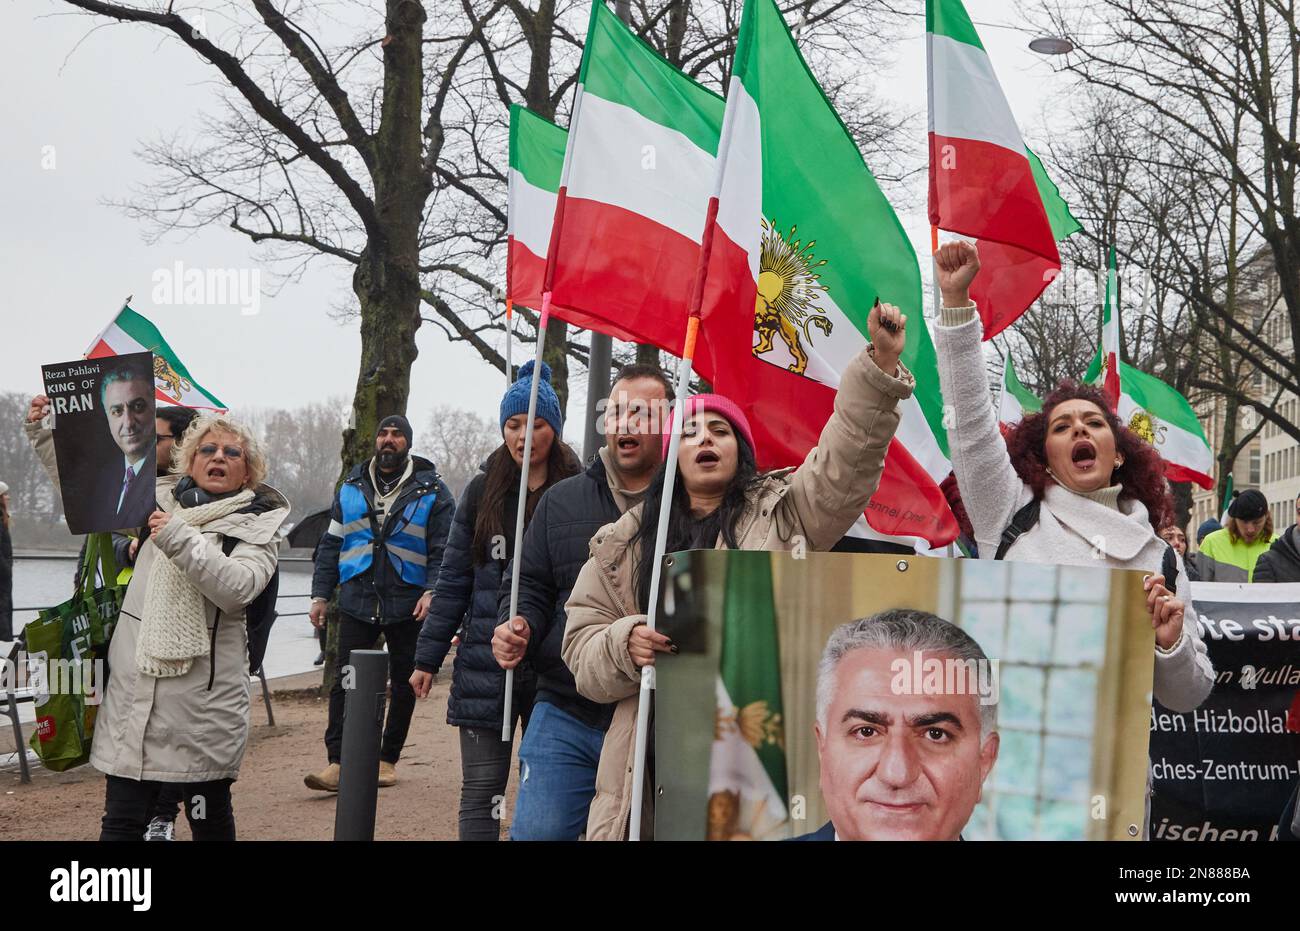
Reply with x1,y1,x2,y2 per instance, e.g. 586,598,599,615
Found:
27,399,288,841
561,303,915,840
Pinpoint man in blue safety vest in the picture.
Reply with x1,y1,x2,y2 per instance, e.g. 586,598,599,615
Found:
305,415,454,792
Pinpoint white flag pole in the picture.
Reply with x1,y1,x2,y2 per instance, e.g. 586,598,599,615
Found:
501,299,549,742
626,320,697,841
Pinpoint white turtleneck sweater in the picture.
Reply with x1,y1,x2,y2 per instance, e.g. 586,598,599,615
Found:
935,305,1214,713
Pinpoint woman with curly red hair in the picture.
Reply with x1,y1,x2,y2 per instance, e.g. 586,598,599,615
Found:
932,240,1212,714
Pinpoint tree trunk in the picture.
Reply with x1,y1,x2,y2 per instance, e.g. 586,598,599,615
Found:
328,0,430,689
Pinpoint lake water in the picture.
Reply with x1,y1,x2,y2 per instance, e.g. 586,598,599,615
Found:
5,554,322,705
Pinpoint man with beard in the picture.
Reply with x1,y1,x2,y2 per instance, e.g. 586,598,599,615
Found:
305,415,455,791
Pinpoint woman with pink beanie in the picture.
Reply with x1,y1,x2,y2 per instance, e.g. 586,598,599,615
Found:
560,302,916,839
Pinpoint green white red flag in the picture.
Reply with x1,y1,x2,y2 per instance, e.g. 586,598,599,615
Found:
507,105,566,311
709,553,789,840
86,305,226,412
1084,252,1214,489
695,0,957,547
999,354,1041,428
1100,246,1122,408
927,0,1081,338
545,2,723,352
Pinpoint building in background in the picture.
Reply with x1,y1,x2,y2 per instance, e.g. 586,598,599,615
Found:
1191,251,1298,543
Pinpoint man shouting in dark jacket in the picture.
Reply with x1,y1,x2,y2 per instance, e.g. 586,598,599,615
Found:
305,415,454,792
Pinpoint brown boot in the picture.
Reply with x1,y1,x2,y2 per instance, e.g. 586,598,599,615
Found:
304,762,341,792
378,761,397,788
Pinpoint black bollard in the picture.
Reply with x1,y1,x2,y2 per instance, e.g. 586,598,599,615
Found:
333,649,388,841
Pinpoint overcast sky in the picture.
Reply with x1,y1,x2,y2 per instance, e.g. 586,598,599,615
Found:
1,1,1072,454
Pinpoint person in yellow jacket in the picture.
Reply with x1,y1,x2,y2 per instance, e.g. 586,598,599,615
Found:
1197,489,1277,582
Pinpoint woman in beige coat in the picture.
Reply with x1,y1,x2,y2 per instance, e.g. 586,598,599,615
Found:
26,400,288,841
561,303,915,840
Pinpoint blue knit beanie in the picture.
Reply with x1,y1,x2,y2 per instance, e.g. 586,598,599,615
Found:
500,360,563,437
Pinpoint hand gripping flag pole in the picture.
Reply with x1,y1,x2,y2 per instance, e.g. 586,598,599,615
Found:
626,314,699,840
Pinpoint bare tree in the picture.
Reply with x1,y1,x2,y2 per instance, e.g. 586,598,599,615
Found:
54,0,914,481
0,393,61,520
249,397,350,516
422,405,502,496
1031,0,1300,449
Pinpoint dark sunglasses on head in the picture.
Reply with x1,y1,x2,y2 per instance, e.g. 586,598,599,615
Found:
198,444,244,459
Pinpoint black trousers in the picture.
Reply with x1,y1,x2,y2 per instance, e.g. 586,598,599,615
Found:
324,613,420,765
457,685,534,842
100,775,236,841
150,783,185,823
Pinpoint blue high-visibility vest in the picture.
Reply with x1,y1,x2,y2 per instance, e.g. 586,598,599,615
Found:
336,483,436,587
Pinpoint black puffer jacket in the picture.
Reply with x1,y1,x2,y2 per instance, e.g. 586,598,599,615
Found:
499,455,624,730
415,470,534,729
1254,525,1300,583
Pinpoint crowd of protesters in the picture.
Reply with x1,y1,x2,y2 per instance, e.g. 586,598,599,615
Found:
6,242,1300,842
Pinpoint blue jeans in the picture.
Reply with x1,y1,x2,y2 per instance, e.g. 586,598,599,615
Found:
508,701,606,841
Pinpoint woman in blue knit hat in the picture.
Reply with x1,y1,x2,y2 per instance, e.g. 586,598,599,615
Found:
411,360,580,840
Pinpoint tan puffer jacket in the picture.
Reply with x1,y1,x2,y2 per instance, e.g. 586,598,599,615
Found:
561,345,915,840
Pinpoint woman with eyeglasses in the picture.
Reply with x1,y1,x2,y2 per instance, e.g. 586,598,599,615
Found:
26,398,289,840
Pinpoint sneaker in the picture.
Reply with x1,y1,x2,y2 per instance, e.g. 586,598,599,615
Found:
144,818,175,842
304,762,341,792
313,651,325,666
378,761,397,788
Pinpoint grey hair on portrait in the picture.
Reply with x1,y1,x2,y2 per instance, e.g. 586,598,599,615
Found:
815,608,998,739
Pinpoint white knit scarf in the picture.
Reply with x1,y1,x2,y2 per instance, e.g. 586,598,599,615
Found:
137,488,256,678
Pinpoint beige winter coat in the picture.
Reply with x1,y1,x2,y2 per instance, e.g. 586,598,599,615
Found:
561,346,915,840
26,420,290,781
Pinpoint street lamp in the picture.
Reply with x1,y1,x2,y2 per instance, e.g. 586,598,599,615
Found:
1028,36,1075,55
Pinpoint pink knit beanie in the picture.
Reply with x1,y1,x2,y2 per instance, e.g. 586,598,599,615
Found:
661,394,756,458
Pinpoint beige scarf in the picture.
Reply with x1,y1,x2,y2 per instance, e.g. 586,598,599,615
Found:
137,488,256,678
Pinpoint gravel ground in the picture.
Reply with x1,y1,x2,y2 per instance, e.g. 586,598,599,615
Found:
0,670,518,841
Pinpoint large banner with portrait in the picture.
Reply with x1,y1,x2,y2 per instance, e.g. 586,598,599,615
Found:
654,552,1156,841
41,351,156,534
1148,582,1300,842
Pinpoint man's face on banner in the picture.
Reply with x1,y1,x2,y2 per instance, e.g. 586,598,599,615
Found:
103,377,154,463
814,647,998,841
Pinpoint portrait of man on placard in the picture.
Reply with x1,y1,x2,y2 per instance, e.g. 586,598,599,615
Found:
41,351,157,534
796,610,999,841
653,551,1156,842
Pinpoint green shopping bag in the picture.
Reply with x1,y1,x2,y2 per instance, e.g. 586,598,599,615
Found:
25,534,124,772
